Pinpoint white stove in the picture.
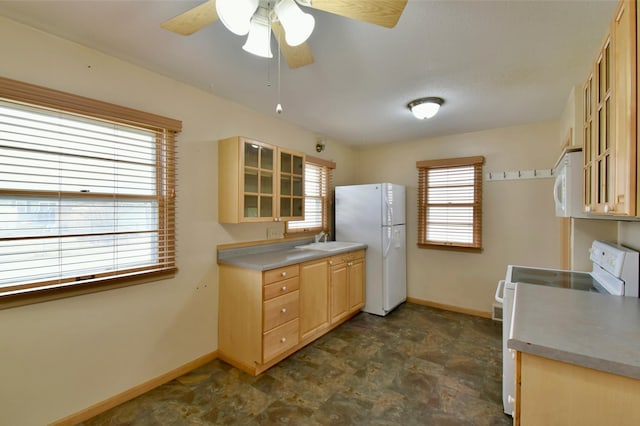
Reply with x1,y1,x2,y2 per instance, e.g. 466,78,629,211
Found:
494,240,639,416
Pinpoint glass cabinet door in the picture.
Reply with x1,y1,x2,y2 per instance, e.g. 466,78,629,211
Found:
278,149,304,221
242,140,275,221
583,75,594,211
594,37,612,213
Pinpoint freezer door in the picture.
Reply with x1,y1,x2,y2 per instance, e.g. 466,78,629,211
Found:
381,224,407,312
336,184,383,237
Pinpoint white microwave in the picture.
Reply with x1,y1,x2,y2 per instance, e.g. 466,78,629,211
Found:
553,150,587,218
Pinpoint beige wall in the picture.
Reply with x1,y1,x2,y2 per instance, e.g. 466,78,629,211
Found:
0,17,357,426
0,14,590,426
353,122,564,313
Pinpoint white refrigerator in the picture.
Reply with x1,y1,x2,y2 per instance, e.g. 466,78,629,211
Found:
335,183,407,316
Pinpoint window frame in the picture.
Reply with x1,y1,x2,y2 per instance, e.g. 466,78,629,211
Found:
285,155,335,236
0,77,181,307
416,156,485,251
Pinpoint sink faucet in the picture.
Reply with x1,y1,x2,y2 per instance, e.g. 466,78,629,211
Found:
314,231,326,243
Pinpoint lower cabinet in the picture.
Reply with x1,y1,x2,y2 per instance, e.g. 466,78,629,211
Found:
299,258,330,342
218,249,365,376
516,351,640,425
330,250,365,324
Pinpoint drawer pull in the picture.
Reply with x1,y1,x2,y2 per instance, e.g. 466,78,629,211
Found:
281,285,287,291
281,308,287,314
281,271,287,277
280,337,286,343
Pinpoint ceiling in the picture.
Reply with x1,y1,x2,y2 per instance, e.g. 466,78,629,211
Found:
0,0,618,146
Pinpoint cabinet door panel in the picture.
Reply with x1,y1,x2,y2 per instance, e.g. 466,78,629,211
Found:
330,263,349,323
348,259,365,311
300,260,329,340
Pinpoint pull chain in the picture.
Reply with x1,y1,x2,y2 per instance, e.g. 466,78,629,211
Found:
276,20,283,114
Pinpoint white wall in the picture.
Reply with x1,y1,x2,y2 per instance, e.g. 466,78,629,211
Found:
353,121,564,313
0,16,357,426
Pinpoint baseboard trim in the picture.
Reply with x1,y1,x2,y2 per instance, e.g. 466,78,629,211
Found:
406,297,492,319
50,351,218,426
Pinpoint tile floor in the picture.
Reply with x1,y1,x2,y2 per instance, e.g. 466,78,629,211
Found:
83,303,512,425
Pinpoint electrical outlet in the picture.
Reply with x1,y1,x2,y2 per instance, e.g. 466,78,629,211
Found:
267,226,283,240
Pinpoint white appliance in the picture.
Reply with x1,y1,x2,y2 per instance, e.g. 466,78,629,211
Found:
494,240,639,416
335,183,407,316
554,149,587,218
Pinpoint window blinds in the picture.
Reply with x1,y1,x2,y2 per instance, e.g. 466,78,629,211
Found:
0,79,179,298
417,156,484,250
287,157,334,233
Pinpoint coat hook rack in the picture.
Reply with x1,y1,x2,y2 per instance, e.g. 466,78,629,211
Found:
486,168,554,181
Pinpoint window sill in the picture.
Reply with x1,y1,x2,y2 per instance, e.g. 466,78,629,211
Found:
0,269,176,310
417,243,483,253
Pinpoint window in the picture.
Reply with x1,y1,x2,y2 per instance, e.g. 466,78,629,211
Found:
286,156,335,234
0,77,181,302
416,156,484,250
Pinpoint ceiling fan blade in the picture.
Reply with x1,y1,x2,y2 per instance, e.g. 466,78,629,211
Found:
272,22,314,69
306,0,408,28
161,0,219,35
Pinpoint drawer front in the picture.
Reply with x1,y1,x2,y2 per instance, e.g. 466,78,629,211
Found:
264,276,299,300
263,319,299,362
330,249,365,266
264,264,300,285
263,290,299,331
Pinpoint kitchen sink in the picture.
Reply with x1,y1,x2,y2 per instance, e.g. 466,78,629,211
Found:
295,241,363,252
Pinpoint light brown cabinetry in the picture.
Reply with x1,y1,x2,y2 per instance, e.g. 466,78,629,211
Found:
218,264,300,373
582,0,636,216
299,259,330,342
329,250,365,324
218,136,304,223
278,149,305,221
218,250,364,376
515,351,640,425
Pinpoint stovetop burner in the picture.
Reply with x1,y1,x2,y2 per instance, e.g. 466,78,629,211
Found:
509,267,606,293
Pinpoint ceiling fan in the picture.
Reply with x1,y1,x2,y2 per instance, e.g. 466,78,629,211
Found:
161,0,408,69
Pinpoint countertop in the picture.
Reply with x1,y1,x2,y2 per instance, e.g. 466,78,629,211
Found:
508,283,640,379
217,239,367,271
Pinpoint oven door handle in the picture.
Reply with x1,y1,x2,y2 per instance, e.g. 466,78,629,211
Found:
495,280,506,303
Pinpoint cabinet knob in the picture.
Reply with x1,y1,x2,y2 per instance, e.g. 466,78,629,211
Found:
348,262,353,266
281,285,287,291
281,307,287,314
329,261,333,265
281,271,287,277
280,337,287,343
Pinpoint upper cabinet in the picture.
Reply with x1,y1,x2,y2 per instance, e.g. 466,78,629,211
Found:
582,0,636,217
277,149,305,221
218,136,304,223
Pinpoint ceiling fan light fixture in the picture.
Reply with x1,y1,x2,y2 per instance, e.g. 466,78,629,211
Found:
274,0,315,46
216,0,259,36
242,12,273,58
408,97,444,120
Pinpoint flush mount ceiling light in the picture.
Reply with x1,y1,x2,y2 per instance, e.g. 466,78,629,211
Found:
407,97,445,120
161,1,408,69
